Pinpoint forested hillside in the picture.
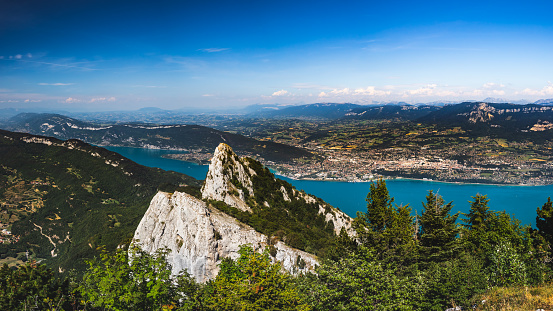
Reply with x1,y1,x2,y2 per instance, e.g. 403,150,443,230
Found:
0,129,200,272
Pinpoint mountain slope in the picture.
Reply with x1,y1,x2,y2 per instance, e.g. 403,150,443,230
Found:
0,129,200,272
4,113,316,163
134,143,353,281
417,102,553,137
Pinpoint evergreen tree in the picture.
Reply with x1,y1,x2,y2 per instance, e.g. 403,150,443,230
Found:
419,190,460,262
461,194,495,254
537,197,553,247
362,178,395,233
463,194,492,231
354,178,417,265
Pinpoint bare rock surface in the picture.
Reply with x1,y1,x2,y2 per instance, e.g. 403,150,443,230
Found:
134,143,354,282
133,191,318,282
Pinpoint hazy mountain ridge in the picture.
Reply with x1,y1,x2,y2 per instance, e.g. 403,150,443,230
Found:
344,104,441,120
3,113,316,163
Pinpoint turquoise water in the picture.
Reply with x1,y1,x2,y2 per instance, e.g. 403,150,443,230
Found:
105,146,553,226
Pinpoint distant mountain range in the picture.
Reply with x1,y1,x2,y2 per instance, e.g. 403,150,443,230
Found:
248,103,363,119
244,100,553,121
2,113,316,163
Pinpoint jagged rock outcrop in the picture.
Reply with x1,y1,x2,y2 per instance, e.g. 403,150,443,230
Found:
134,143,354,282
201,143,354,235
133,191,318,282
201,143,255,212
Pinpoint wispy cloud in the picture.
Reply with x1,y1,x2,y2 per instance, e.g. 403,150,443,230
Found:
291,83,330,90
132,85,167,88
0,53,32,60
198,48,230,53
23,60,98,71
38,83,74,86
64,97,80,104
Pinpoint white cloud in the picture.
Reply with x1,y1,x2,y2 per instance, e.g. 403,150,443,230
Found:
27,53,32,58
354,86,391,96
330,88,351,95
65,97,79,103
407,84,437,96
14,54,22,59
202,94,215,97
518,82,553,96
90,97,116,103
38,83,74,86
272,90,289,96
24,99,42,103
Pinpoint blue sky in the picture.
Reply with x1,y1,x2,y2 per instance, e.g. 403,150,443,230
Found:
1,0,553,111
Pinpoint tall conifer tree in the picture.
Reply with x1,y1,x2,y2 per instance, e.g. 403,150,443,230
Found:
419,190,459,262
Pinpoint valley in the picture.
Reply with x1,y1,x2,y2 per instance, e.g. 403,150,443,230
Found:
4,101,553,187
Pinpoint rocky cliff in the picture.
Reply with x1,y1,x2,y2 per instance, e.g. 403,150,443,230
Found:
133,143,353,282
133,191,318,283
202,143,353,236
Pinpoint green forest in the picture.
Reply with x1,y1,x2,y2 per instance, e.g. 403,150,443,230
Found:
0,129,200,272
2,179,552,310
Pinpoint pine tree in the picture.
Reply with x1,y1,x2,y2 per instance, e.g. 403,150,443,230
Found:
419,190,460,262
537,197,553,246
463,194,491,231
361,178,395,233
355,178,417,265
461,194,496,254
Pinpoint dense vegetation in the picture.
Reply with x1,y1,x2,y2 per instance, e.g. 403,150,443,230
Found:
2,178,552,310
0,129,200,272
209,156,338,257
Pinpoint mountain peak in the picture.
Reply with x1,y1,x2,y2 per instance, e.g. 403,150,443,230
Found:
201,143,256,212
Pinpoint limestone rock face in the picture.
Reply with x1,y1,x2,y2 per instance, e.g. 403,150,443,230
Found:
201,143,354,235
201,143,255,212
133,191,318,283
134,143,354,282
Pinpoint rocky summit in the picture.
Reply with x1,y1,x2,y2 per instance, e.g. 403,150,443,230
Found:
133,143,353,282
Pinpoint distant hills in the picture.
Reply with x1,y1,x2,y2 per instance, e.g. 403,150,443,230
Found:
0,129,200,272
344,104,441,121
249,103,363,119
2,113,316,163
246,101,553,137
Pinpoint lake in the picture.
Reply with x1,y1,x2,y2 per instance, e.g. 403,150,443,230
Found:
105,146,553,226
